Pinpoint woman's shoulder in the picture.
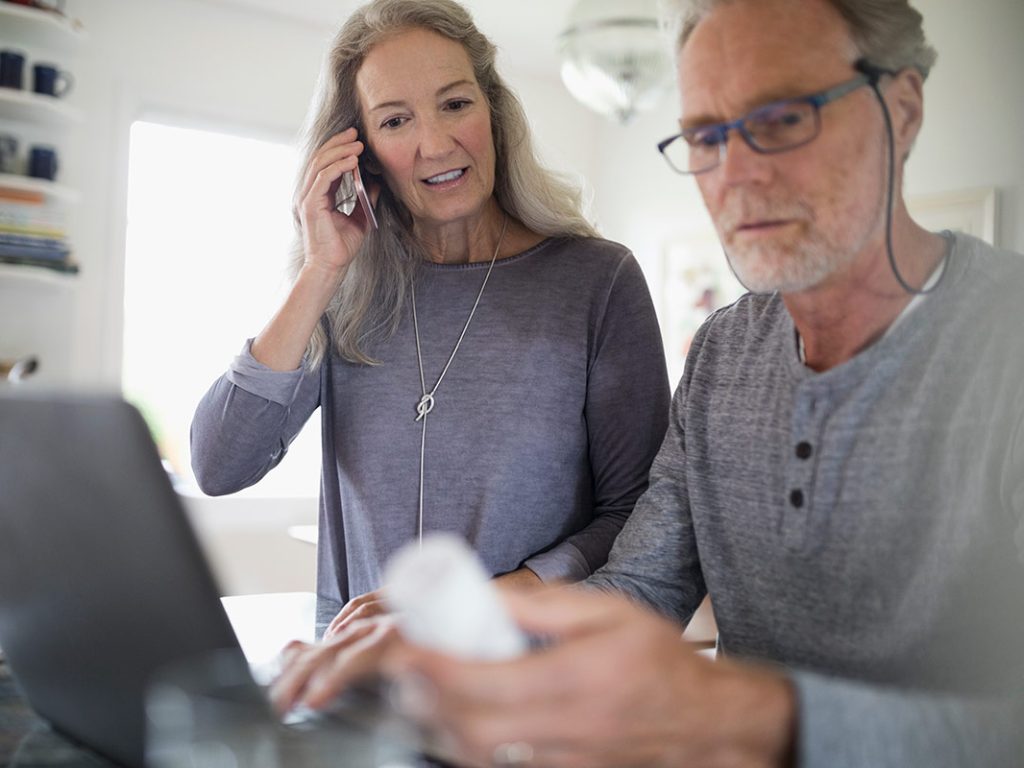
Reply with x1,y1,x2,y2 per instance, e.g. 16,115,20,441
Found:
501,237,652,311
524,235,636,272
546,234,632,258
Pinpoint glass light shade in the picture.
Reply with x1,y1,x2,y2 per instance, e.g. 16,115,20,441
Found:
559,0,673,124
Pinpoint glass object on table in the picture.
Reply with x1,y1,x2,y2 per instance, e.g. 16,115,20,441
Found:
145,650,418,768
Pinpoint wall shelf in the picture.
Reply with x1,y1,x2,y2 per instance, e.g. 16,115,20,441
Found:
0,2,85,388
0,88,83,126
0,172,79,203
0,3,87,49
0,262,77,287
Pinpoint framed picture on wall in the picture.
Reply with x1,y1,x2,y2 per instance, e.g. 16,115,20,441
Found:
908,186,998,246
660,228,745,384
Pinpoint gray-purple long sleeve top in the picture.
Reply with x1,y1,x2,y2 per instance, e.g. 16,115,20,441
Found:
192,236,670,634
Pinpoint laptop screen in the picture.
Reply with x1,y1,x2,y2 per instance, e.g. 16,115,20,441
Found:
0,393,249,767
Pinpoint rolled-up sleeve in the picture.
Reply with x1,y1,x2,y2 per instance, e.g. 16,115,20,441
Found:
190,340,321,496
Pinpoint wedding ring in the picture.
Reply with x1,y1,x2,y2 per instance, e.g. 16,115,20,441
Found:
492,741,534,766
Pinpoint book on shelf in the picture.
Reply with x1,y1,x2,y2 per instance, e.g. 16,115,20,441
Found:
0,186,45,206
0,222,68,240
0,191,72,266
0,232,71,261
0,191,69,237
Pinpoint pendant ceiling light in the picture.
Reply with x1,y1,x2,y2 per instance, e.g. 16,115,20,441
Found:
558,0,674,124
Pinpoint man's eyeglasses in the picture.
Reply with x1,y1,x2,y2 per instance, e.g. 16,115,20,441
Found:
657,73,871,175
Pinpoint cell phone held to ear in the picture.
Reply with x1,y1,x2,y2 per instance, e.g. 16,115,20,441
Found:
334,163,378,230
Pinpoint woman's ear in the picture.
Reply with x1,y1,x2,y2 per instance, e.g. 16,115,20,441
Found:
355,123,383,175
362,149,383,176
354,115,383,175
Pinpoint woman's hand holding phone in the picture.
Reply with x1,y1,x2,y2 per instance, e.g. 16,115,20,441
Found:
295,127,378,278
252,128,378,372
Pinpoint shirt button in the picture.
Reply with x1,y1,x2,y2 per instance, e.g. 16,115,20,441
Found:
796,441,813,460
789,489,805,508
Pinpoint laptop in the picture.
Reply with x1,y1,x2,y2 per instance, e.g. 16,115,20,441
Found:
0,392,422,767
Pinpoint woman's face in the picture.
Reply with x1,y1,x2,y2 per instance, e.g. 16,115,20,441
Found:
356,28,497,231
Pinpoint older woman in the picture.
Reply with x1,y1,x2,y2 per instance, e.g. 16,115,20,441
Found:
190,0,668,637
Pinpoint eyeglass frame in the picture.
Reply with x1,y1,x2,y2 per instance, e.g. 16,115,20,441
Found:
657,71,873,175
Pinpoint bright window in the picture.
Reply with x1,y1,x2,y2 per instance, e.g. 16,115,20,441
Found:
123,120,321,498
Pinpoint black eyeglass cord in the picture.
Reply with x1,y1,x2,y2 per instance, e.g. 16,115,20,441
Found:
856,59,948,296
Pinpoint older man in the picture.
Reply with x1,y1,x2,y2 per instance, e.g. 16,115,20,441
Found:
274,0,1024,765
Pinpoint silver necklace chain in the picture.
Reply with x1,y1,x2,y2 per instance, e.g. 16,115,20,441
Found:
410,214,509,545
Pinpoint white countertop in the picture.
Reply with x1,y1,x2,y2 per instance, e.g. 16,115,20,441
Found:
220,591,316,677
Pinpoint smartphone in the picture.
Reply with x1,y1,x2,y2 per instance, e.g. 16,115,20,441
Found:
334,163,378,230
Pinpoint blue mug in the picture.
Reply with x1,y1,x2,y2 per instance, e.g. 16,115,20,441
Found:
28,146,58,181
0,50,26,90
33,63,74,98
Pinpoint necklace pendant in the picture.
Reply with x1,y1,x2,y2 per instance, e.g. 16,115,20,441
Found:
415,392,435,422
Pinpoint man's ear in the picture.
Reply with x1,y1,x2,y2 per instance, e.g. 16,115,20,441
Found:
886,68,925,161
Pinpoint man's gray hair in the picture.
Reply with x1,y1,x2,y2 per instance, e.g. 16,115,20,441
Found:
668,0,937,78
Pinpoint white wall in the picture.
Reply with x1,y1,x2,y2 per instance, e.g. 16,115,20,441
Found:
907,0,1024,250
589,0,1024,322
181,492,318,594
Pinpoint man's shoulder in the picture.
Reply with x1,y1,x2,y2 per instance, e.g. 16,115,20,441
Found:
904,233,1024,392
697,292,788,350
945,233,1024,327
675,292,790,394
952,232,1024,289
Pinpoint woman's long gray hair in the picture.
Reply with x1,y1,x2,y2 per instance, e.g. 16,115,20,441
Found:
292,0,598,367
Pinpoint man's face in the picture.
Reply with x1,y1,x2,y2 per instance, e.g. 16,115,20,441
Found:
679,0,887,294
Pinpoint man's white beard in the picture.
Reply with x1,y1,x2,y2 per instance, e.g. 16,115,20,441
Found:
724,234,850,294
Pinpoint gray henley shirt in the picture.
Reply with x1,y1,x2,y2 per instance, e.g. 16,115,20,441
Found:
589,232,1024,766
